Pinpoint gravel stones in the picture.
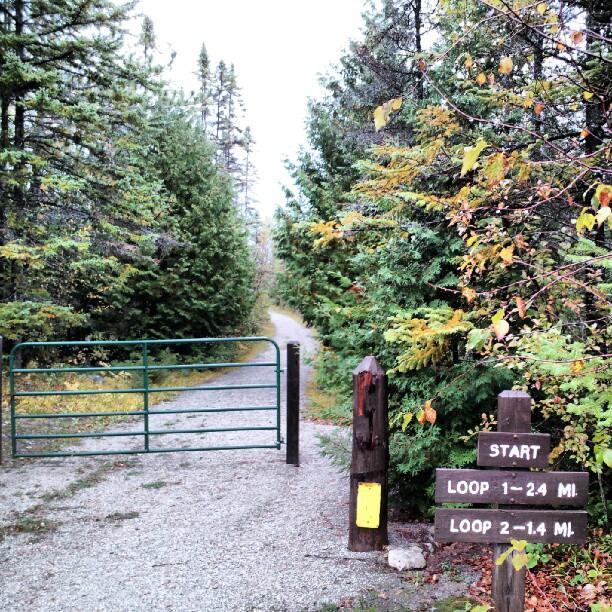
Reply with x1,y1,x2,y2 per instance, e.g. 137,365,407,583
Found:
0,310,472,611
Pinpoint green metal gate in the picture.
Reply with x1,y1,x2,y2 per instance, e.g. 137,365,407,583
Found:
8,337,282,459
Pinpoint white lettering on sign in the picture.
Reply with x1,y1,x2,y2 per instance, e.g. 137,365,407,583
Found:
449,518,492,535
489,443,541,460
447,480,490,496
558,483,577,498
554,522,575,538
501,482,547,496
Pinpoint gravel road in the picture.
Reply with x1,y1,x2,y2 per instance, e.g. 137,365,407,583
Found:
0,310,473,611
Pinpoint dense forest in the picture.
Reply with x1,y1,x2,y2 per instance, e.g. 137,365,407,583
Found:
274,0,611,520
0,0,262,355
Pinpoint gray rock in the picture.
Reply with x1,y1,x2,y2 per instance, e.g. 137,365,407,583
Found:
388,545,427,571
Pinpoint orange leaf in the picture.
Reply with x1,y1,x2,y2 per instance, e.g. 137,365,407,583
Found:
416,409,426,425
571,360,584,374
534,102,545,116
475,72,486,86
462,287,477,304
580,128,590,139
424,400,437,425
516,296,527,319
572,31,584,44
418,58,427,72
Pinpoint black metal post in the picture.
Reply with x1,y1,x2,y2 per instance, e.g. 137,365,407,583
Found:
286,341,300,465
0,335,3,464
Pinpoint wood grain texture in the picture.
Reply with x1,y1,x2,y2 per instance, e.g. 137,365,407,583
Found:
348,355,389,552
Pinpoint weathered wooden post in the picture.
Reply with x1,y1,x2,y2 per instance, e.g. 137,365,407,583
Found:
286,341,300,465
348,356,389,551
0,335,3,464
491,391,531,612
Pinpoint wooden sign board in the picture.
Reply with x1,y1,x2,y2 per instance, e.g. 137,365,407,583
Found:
477,432,550,468
435,508,587,544
435,469,588,506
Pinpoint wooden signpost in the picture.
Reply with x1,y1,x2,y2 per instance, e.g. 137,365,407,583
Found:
434,391,588,611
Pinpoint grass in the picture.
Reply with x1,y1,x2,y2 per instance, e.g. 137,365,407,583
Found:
40,458,140,501
142,480,172,489
305,375,351,426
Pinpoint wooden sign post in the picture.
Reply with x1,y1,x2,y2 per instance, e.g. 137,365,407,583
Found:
348,356,389,552
434,391,588,611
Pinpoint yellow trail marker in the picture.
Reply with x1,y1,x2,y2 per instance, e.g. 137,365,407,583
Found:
356,482,381,528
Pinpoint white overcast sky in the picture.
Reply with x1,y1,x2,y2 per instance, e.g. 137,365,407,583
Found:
133,0,366,219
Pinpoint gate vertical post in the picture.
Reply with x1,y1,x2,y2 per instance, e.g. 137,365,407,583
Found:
348,356,389,551
9,346,16,457
142,342,150,452
492,390,531,612
286,341,300,465
0,335,3,464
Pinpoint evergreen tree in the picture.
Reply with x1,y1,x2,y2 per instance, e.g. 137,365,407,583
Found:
197,43,211,133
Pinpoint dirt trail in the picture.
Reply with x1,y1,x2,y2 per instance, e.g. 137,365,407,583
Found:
0,310,473,611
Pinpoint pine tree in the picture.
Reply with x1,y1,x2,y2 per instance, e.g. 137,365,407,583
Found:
197,43,211,133
139,15,156,65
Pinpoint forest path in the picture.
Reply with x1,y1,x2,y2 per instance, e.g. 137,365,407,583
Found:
0,310,472,611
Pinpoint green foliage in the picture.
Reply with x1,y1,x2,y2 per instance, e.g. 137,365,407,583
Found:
0,2,258,358
274,0,611,519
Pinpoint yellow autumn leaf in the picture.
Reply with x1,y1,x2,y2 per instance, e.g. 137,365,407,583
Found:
401,412,413,432
464,53,474,69
511,539,527,551
374,98,403,131
492,308,505,323
492,318,510,340
499,245,514,264
512,552,530,571
583,91,594,101
498,56,513,75
475,72,486,86
576,208,596,234
460,139,488,176
374,105,388,131
536,2,547,15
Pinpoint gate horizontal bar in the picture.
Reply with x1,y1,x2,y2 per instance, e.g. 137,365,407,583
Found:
15,443,281,458
15,425,278,440
14,405,278,419
11,336,277,350
12,361,278,375
14,383,277,397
